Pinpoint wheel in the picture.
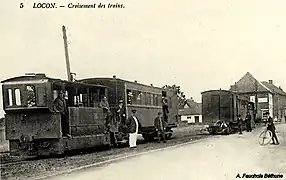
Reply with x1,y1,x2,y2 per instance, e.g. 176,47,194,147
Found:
258,130,273,146
165,133,172,140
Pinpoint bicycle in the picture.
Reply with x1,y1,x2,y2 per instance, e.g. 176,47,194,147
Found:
258,124,273,146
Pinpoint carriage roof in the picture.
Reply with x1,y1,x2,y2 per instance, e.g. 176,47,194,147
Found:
78,77,166,91
1,75,108,89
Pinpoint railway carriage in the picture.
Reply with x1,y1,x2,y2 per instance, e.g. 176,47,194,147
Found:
78,77,179,142
1,74,110,156
201,90,254,133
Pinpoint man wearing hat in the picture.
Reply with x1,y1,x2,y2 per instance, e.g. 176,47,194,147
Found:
54,89,71,137
126,110,141,148
99,96,112,133
154,112,166,143
266,112,279,145
162,96,169,123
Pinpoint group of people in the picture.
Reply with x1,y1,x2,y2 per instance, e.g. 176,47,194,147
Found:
237,112,279,145
99,96,168,148
237,112,253,134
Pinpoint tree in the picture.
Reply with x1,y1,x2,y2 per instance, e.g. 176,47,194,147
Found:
162,84,187,107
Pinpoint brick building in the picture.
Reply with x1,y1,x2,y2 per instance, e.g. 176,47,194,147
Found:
230,72,286,122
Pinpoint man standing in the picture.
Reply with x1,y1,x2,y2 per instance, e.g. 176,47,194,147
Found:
245,112,252,132
126,110,140,148
54,89,71,137
237,115,243,135
266,112,279,145
162,96,169,123
99,96,111,132
154,112,166,143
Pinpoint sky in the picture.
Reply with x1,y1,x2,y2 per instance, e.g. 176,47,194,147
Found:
1,0,286,117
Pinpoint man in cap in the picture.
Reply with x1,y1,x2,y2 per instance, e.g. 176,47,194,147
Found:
99,96,112,132
126,109,141,148
162,96,169,123
54,89,71,137
154,112,166,143
265,112,279,145
245,112,252,132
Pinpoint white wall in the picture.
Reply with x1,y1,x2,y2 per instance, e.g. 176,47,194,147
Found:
269,93,273,117
181,115,202,124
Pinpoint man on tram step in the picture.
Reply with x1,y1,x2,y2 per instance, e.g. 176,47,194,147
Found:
265,112,279,145
99,96,112,131
154,112,167,143
54,89,71,138
162,96,169,123
126,110,141,148
117,99,127,132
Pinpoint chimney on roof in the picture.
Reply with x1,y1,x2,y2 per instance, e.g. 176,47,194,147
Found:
269,80,273,84
134,80,137,83
150,84,153,86
113,75,116,78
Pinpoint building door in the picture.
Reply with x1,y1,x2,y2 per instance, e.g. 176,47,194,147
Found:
195,116,199,123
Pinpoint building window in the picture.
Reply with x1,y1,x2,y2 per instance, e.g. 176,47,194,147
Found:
14,89,21,106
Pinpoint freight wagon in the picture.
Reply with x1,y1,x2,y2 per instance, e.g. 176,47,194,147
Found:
201,90,254,132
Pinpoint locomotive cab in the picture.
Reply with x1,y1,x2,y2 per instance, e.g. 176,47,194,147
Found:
1,74,110,156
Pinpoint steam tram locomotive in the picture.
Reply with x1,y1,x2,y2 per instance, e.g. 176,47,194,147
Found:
1,74,178,156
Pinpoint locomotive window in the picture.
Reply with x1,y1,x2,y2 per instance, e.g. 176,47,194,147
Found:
14,89,21,106
8,89,13,106
27,85,36,107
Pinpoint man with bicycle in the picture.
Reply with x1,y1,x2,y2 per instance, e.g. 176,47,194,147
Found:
265,112,279,145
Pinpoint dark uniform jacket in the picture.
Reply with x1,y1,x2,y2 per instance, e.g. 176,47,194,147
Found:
126,116,141,133
154,116,166,130
99,100,110,112
54,97,68,115
267,116,276,131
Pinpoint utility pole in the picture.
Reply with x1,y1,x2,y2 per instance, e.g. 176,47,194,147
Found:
254,79,258,121
62,25,72,82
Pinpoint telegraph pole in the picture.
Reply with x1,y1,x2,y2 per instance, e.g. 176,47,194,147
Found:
254,79,258,120
62,25,72,82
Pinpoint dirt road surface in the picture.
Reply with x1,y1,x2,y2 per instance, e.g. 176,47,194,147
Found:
46,124,286,180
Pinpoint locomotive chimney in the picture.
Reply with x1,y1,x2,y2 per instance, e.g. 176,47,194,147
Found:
113,75,116,78
134,80,137,83
150,84,153,86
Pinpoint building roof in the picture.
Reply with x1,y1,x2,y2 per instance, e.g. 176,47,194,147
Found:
261,81,286,96
229,72,272,93
178,99,201,115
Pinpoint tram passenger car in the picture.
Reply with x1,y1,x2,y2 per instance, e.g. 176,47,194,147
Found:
201,90,254,134
1,74,110,156
78,76,179,142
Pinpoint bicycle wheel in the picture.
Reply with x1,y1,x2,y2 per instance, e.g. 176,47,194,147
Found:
258,130,273,146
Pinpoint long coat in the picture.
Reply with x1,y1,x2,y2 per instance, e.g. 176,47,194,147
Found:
126,116,141,133
154,116,166,130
